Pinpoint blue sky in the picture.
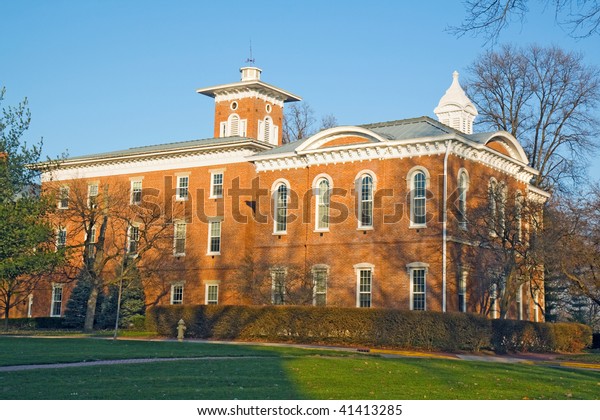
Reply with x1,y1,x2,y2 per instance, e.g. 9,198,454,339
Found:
2,0,599,179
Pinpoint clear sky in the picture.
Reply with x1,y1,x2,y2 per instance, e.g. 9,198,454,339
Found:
2,0,599,179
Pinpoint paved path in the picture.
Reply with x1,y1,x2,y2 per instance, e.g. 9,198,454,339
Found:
2,336,599,372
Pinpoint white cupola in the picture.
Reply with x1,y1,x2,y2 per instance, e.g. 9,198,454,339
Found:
434,71,478,135
240,66,262,81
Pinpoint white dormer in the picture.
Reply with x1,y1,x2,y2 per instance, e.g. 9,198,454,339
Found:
434,71,478,135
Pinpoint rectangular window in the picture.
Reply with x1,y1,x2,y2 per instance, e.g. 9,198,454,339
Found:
517,284,523,320
458,270,467,313
219,122,227,138
206,284,219,305
56,228,67,249
534,290,540,322
131,180,142,205
176,176,189,201
313,268,328,306
271,269,286,305
208,220,221,254
211,172,224,198
88,183,99,208
128,225,140,255
51,285,63,317
174,222,186,255
411,269,426,311
358,269,372,308
171,284,183,305
58,186,69,209
360,177,373,228
87,226,96,259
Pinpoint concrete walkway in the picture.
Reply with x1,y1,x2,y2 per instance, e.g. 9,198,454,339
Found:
2,335,599,372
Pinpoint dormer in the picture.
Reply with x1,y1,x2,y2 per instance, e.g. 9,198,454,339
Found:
196,67,302,146
434,71,478,135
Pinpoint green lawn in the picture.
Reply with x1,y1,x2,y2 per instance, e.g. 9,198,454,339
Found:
1,337,598,399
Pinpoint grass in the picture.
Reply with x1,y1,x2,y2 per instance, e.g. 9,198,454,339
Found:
1,336,599,399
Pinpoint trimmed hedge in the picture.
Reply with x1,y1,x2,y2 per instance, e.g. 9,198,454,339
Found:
491,319,592,353
147,305,491,352
147,305,592,354
4,317,66,330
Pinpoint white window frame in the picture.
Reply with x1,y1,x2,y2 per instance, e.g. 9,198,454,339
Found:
408,167,429,228
58,186,69,209
86,226,97,260
87,183,99,209
173,221,186,256
356,171,375,230
458,169,469,229
517,284,523,320
27,294,34,318
207,218,222,255
407,262,428,310
130,180,142,205
209,171,224,199
176,175,189,201
127,224,140,255
205,282,220,305
312,265,329,306
272,180,290,235
313,175,332,232
458,269,467,313
50,284,63,317
354,263,374,308
170,283,184,305
271,267,287,305
56,228,67,249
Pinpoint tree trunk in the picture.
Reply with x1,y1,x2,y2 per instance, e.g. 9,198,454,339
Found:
83,279,99,332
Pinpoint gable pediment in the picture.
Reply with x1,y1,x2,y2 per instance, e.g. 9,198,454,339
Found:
295,126,388,153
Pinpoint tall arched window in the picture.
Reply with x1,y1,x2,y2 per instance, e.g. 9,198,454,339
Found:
458,170,469,229
274,183,288,234
411,170,427,226
315,178,330,230
359,175,373,228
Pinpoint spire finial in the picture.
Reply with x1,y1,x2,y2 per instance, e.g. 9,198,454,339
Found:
245,40,255,65
452,70,459,80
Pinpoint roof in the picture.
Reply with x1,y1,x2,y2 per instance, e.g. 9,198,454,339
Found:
196,80,302,103
60,136,273,165
255,116,493,157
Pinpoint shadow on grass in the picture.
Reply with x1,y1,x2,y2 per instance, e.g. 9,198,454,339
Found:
0,336,309,399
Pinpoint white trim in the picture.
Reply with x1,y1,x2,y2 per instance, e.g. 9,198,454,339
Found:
295,126,388,152
457,168,469,230
206,218,222,255
408,167,429,228
130,179,142,205
173,221,187,256
50,283,63,317
272,180,290,235
176,175,189,201
204,281,220,305
209,171,224,199
356,171,375,230
354,263,374,308
407,263,428,311
313,175,332,232
170,283,184,305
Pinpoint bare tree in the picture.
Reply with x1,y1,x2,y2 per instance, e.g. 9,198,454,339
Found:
282,103,338,144
50,178,177,331
466,45,600,191
458,175,545,319
449,0,600,42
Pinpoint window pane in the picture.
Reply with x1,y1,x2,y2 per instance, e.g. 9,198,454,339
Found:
359,269,372,308
275,184,288,232
360,176,373,227
412,269,425,311
412,172,426,224
212,173,223,197
272,270,285,305
313,269,327,306
178,177,189,199
317,179,329,229
207,285,218,304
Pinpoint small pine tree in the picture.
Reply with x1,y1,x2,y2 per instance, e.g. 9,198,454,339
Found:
63,272,103,329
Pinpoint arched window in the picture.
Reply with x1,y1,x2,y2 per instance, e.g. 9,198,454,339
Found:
359,175,373,228
228,114,240,136
458,169,469,229
274,183,288,234
411,170,427,226
315,178,330,230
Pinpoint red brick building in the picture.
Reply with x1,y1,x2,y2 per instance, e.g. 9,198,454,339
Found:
22,67,548,321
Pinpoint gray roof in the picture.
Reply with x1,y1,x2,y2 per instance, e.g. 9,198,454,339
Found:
255,116,493,157
62,136,272,163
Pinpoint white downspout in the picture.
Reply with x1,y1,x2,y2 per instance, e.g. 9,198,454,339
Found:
442,140,452,312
